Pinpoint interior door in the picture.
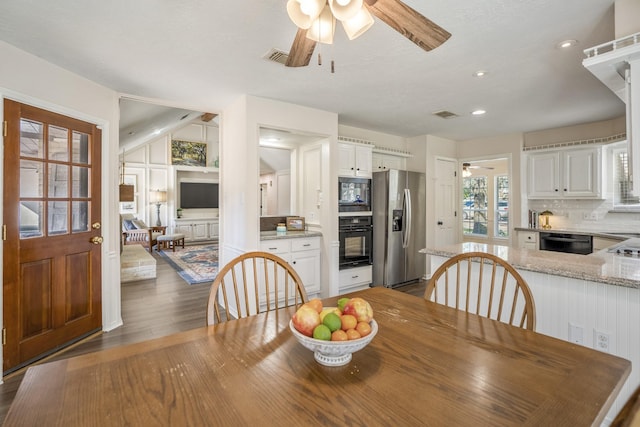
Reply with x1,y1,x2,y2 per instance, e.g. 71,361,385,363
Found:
3,99,103,374
434,158,457,247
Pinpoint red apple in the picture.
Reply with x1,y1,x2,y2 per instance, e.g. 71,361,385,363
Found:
292,305,321,337
342,297,373,323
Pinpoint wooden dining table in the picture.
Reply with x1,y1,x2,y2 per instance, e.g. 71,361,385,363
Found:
3,287,631,426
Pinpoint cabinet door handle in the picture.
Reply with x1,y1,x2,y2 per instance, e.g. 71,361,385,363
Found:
303,244,311,247
351,275,359,279
292,261,297,264
268,247,278,250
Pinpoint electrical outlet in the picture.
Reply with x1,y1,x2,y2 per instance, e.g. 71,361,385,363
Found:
569,323,583,345
594,330,610,353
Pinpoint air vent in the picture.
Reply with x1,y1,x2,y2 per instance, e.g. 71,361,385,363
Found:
432,110,459,119
264,48,289,65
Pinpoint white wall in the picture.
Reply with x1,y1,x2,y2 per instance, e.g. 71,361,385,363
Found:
615,0,640,38
221,95,339,296
0,39,123,377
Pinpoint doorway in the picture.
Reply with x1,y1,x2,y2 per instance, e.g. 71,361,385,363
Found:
461,158,510,244
3,100,103,374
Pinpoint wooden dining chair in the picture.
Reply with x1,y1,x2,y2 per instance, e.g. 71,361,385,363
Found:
611,386,640,427
206,251,308,325
425,252,536,330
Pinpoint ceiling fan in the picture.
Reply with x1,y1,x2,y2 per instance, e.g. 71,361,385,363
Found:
285,0,451,68
462,162,494,177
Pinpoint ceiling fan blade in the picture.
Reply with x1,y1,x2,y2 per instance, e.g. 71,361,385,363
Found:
286,28,317,67
364,0,451,52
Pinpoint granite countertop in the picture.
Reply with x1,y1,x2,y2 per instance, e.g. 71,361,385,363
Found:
260,230,322,240
420,240,640,289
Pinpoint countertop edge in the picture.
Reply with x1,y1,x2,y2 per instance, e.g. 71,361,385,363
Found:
260,231,323,241
421,245,640,290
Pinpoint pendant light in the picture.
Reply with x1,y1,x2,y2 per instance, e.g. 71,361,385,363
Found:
119,152,135,202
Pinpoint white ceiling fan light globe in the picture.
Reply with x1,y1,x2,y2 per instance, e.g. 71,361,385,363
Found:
306,6,336,44
342,6,374,40
328,0,363,22
287,0,325,29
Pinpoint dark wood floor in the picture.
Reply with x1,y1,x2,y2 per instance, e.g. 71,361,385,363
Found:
0,251,425,423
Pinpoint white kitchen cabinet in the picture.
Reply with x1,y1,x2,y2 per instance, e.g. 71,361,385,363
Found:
173,218,219,242
517,231,538,250
337,143,372,178
527,146,602,199
339,265,372,293
260,236,321,298
372,152,405,171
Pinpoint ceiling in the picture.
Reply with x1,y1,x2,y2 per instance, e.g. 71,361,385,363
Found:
0,0,627,141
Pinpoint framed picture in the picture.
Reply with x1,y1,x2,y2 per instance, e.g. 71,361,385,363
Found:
286,216,305,231
119,175,137,214
171,140,207,167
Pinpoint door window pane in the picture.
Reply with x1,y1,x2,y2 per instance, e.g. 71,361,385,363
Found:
20,119,44,158
72,201,89,232
20,160,43,198
496,175,509,238
48,164,69,198
48,201,68,235
72,166,90,198
462,176,488,236
72,131,90,164
20,201,43,238
48,125,69,161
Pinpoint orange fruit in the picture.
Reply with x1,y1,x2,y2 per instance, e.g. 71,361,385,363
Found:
340,314,357,331
331,330,348,341
355,321,372,337
346,329,361,340
306,298,323,313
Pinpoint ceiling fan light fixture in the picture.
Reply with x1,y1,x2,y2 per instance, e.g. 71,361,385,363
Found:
328,0,363,22
341,5,374,40
287,0,325,29
462,163,472,178
306,6,336,44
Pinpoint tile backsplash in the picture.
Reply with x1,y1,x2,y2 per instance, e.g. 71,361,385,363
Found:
527,199,640,232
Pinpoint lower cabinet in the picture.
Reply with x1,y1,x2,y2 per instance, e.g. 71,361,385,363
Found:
260,236,321,299
517,231,538,250
339,265,372,293
173,218,219,242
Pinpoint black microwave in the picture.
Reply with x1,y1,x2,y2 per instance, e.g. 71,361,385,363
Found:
338,177,371,212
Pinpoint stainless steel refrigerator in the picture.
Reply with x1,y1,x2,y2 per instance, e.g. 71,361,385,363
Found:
372,169,426,288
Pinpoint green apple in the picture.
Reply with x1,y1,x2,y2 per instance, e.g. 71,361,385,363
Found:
337,297,350,311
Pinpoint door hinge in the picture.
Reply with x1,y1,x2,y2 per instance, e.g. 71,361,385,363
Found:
2,225,5,241
2,328,6,346
3,121,6,137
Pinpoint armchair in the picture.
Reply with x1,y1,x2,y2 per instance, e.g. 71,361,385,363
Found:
121,214,166,253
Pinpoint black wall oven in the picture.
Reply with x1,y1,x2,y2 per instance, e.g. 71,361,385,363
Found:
339,216,373,269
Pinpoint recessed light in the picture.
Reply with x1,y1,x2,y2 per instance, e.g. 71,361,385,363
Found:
473,70,488,77
556,39,578,49
471,109,486,116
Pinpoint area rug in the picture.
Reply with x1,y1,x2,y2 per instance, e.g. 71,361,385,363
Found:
158,244,218,285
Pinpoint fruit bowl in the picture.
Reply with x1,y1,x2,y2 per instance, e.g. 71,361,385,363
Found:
289,319,378,367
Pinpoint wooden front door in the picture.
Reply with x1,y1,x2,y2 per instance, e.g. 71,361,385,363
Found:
3,100,102,374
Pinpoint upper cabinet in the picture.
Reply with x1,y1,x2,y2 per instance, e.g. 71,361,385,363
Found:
527,146,603,199
337,143,372,178
372,152,405,171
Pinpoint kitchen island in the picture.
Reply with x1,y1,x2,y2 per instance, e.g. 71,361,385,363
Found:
421,242,640,424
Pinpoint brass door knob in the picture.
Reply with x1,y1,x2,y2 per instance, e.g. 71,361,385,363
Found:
90,236,103,244
92,222,101,230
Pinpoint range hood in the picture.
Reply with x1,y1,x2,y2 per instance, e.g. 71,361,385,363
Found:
583,32,640,195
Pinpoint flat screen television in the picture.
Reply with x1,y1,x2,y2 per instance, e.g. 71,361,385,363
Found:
180,182,219,209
